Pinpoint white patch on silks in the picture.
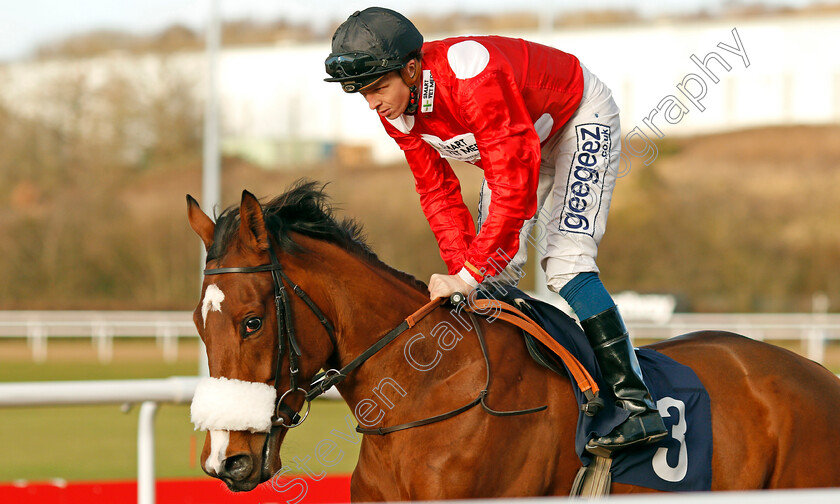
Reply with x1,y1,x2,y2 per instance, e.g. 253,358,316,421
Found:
386,114,414,134
201,284,225,328
206,430,230,475
534,113,555,143
447,40,490,79
190,376,276,433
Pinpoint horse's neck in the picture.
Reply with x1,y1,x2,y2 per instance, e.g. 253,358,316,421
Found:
334,301,575,441
290,235,430,368
334,302,488,419
331,271,433,409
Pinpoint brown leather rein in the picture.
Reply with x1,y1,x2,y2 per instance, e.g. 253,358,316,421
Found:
313,295,603,436
206,236,601,436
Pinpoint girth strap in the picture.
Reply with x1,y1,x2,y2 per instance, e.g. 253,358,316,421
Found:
570,455,613,498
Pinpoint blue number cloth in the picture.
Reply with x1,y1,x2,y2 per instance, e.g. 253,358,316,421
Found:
477,286,712,491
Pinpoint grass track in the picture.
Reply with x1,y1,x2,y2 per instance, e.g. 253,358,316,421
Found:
0,340,358,482
4,334,837,483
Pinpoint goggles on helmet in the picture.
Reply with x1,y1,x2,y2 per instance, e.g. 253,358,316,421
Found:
325,51,404,93
325,8,423,93
325,52,398,78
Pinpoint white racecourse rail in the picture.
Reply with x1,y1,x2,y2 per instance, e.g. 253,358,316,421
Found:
1,320,840,504
0,310,196,363
1,310,840,364
0,377,199,504
2,380,840,504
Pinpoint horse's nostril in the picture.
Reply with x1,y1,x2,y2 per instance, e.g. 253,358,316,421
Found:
223,453,253,481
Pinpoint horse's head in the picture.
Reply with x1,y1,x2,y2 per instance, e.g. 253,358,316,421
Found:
186,188,337,491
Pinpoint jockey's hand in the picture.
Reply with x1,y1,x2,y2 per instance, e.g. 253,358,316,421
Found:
428,273,473,300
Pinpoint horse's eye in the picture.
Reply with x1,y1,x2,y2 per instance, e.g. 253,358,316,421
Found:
244,317,263,336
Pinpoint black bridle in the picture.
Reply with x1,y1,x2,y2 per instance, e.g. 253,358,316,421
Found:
203,239,336,429
202,228,552,438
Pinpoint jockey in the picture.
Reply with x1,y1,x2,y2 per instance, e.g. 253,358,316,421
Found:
324,7,666,454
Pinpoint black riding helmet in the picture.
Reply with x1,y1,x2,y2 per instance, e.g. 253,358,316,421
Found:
325,7,423,94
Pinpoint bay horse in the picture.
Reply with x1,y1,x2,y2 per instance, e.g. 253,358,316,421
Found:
186,181,840,498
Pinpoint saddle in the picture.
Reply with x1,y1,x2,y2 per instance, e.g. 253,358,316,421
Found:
513,299,581,375
465,289,614,498
465,296,604,412
468,287,713,497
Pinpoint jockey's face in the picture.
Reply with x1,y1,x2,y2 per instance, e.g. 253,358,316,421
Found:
360,67,412,120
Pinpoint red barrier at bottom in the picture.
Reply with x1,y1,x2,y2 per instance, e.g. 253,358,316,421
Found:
0,475,352,504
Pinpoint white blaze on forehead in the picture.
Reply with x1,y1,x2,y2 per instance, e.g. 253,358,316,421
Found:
206,430,230,475
201,284,225,328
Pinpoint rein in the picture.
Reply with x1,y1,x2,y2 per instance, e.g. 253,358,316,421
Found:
354,310,547,436
347,298,605,436
305,297,445,402
203,229,600,435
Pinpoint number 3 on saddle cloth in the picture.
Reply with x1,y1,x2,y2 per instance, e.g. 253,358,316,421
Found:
476,286,713,492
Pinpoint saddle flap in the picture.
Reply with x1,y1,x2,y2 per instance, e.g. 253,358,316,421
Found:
467,294,600,396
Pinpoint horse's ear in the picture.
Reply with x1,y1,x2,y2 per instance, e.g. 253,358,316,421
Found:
239,190,269,252
187,194,215,251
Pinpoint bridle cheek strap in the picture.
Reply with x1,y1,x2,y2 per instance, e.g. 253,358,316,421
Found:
203,237,335,429
190,377,277,433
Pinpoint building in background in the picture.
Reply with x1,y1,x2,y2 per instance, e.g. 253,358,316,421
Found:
1,11,838,169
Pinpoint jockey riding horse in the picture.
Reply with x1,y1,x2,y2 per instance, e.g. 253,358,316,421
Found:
323,7,667,454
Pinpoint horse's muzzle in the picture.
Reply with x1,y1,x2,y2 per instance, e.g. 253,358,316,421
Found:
210,451,261,492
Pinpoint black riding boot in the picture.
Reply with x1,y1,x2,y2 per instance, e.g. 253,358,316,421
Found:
581,306,667,455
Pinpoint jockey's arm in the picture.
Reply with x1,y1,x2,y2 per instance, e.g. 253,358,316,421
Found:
409,151,476,271
380,66,541,298
453,67,542,286
384,126,477,273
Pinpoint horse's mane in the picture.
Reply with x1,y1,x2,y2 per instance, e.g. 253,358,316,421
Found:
207,179,428,293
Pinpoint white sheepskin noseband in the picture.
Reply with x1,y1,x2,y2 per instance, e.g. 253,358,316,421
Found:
190,377,276,433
